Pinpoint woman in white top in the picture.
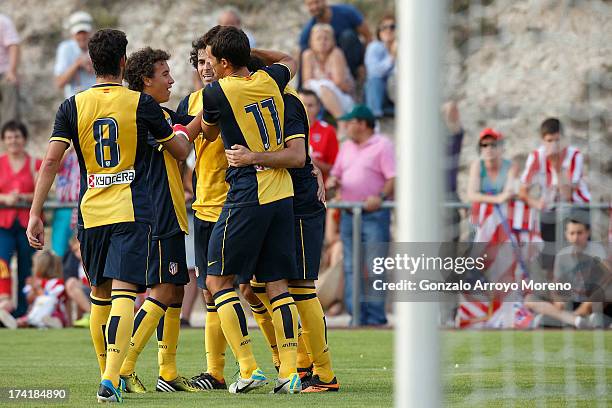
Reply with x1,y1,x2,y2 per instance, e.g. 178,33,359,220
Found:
302,23,355,119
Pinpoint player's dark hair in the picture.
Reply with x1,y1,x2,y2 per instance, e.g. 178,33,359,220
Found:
246,56,265,72
540,117,562,137
1,120,28,140
190,25,222,69
125,47,171,92
208,25,250,68
88,29,128,77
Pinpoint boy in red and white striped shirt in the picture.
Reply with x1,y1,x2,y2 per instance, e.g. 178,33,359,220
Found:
519,118,591,272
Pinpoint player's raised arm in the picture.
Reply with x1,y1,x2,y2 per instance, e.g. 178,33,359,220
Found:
201,84,221,142
250,48,297,81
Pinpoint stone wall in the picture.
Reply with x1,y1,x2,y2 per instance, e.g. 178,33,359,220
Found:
2,0,392,156
3,0,610,214
444,0,611,207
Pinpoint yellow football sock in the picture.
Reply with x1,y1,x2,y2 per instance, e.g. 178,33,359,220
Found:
90,295,112,377
214,288,257,379
205,302,227,381
251,281,281,367
102,290,137,388
270,293,299,379
158,303,181,381
289,286,334,382
120,297,166,376
250,301,281,368
296,324,313,370
251,280,271,310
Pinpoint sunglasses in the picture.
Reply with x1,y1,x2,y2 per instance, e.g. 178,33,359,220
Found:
479,142,498,148
380,24,396,31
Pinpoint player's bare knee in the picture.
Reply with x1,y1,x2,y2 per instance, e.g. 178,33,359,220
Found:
111,279,139,292
239,283,259,305
265,279,289,300
288,279,315,288
91,280,112,299
149,283,175,306
202,288,214,304
206,275,233,296
173,285,185,304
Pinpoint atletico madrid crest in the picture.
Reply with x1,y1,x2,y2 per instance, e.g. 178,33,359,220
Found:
169,262,178,275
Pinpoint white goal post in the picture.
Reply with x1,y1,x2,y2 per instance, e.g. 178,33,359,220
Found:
395,0,444,407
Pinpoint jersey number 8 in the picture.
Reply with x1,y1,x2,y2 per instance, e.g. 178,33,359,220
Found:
93,118,120,168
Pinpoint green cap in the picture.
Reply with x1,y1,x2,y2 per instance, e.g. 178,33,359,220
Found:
338,104,376,122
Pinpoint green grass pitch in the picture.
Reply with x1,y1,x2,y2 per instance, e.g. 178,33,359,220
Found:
0,328,610,407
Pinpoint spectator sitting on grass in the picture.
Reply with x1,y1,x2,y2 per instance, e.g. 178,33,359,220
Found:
524,214,610,329
16,250,67,329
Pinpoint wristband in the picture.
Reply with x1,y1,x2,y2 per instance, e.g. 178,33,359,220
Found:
172,124,189,141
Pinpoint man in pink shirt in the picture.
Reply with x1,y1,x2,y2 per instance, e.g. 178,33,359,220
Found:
327,104,395,325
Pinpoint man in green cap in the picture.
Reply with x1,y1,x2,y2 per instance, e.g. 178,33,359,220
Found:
326,104,395,325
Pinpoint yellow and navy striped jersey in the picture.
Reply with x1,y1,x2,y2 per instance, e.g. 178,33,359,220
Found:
145,107,193,239
202,63,294,207
177,89,228,222
283,87,324,216
50,83,175,229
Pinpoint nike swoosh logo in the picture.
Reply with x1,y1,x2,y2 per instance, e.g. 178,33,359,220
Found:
274,380,290,393
236,380,254,393
207,261,218,266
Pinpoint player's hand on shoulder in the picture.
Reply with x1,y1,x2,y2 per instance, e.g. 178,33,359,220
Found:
225,144,255,167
